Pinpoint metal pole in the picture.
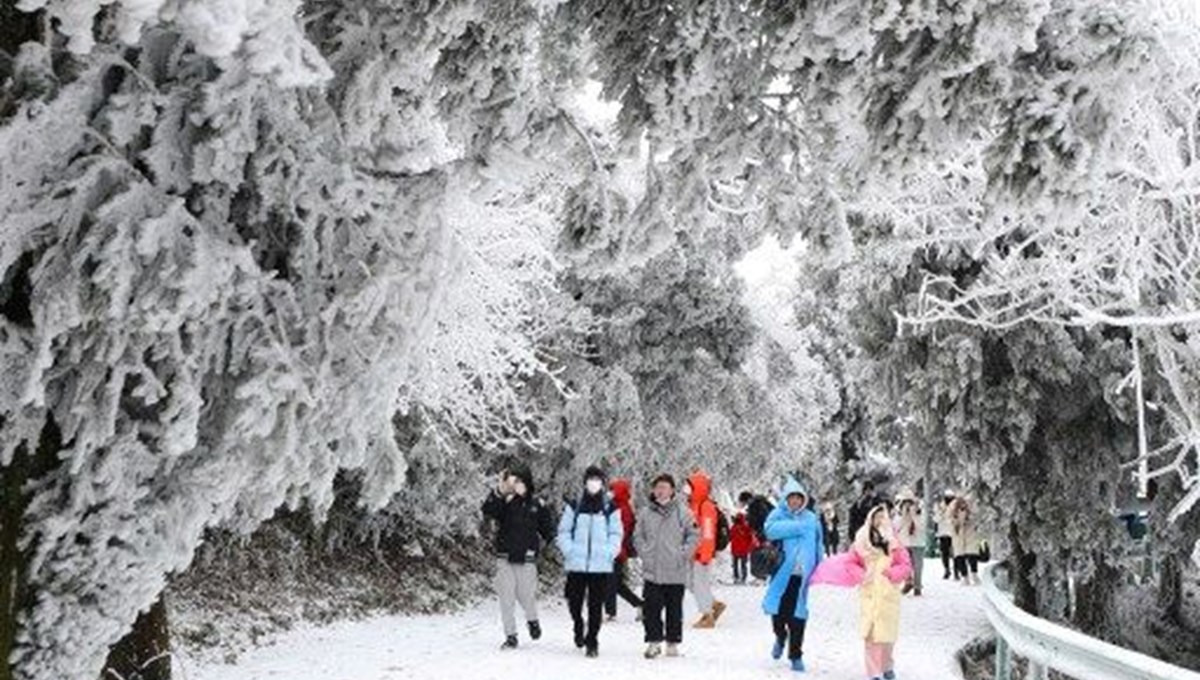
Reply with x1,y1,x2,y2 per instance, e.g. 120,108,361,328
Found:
1133,332,1149,499
995,636,1011,680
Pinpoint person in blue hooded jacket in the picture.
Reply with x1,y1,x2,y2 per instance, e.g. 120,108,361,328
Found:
761,476,825,673
557,465,624,658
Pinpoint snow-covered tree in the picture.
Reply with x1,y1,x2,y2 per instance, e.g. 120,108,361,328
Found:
0,2,589,678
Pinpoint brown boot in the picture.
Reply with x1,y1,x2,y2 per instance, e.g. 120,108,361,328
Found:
693,613,715,629
711,600,728,622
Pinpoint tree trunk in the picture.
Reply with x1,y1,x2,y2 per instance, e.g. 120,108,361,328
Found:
1157,553,1183,623
1071,554,1121,641
100,595,171,680
1,416,60,680
1008,521,1040,615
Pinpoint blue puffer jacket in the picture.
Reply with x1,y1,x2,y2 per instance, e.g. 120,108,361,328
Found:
762,477,825,620
557,495,623,574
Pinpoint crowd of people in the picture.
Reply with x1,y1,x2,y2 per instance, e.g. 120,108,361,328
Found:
480,465,987,679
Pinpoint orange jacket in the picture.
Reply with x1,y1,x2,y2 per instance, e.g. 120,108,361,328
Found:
688,471,718,565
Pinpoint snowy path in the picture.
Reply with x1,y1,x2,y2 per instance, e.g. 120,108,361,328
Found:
180,559,989,680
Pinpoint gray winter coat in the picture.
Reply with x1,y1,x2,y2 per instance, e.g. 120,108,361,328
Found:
633,496,699,585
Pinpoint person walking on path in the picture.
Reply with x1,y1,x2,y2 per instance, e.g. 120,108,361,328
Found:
849,480,883,540
557,466,624,657
820,503,840,556
761,476,825,673
935,491,956,580
741,490,775,542
605,477,644,621
729,509,757,584
481,465,556,650
950,497,981,586
684,471,727,628
811,504,914,680
633,473,700,659
894,492,927,596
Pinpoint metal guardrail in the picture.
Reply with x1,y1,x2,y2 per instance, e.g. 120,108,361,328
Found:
981,561,1200,680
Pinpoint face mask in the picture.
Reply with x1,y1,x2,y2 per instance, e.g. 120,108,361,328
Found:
682,483,692,497
585,478,603,495
512,479,527,497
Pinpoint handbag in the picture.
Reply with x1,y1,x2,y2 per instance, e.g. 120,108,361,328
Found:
750,540,784,580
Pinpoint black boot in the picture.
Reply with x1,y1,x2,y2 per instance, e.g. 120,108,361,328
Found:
585,644,599,658
500,635,518,650
573,623,585,648
527,620,542,640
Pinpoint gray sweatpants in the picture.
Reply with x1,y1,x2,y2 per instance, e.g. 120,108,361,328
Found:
687,562,714,615
495,559,539,636
908,547,925,591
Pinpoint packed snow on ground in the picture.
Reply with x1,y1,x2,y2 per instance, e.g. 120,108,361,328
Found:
178,558,989,679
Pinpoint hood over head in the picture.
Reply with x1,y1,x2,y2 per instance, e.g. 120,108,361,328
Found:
780,476,809,508
687,471,712,503
609,478,631,504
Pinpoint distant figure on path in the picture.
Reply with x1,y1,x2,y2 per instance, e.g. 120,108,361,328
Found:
950,497,981,586
740,490,775,543
557,466,623,657
605,477,644,621
820,503,840,556
761,476,824,673
633,473,700,659
729,508,757,584
849,480,883,540
481,465,556,650
894,491,926,596
935,491,956,580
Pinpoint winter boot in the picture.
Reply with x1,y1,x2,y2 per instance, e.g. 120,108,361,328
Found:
644,643,662,659
791,657,806,673
711,600,728,622
666,643,680,657
573,623,585,649
500,635,518,650
901,581,913,595
585,644,599,658
693,613,715,629
913,587,922,597
527,620,542,640
883,671,897,680
771,638,785,660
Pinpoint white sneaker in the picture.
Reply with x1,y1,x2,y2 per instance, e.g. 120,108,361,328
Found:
644,643,662,659
635,607,643,622
666,643,680,657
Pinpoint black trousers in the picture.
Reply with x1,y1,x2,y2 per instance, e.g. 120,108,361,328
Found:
771,575,807,660
605,559,643,615
732,556,748,582
641,581,685,644
939,536,953,575
954,554,979,576
825,532,840,556
566,572,607,648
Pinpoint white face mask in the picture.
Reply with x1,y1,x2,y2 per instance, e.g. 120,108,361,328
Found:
585,478,603,495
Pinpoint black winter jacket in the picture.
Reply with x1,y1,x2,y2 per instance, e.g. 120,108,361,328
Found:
482,490,555,564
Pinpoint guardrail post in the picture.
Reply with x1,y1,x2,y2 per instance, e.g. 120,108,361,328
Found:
995,636,1011,680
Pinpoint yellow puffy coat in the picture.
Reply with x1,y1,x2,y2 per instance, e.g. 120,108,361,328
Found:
858,544,910,643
